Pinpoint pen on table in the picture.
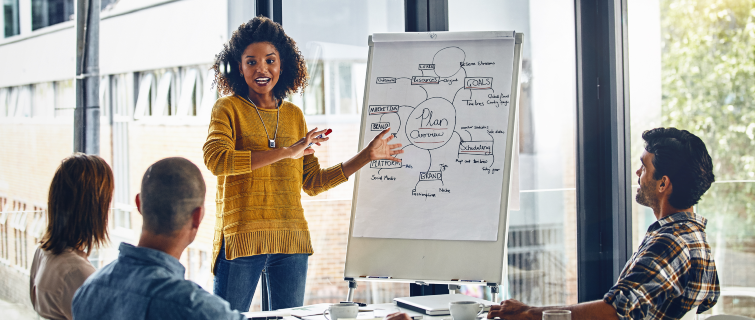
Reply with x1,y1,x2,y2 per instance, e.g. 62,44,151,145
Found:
307,129,332,148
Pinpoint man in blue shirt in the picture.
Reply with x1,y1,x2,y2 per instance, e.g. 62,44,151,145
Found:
73,157,244,320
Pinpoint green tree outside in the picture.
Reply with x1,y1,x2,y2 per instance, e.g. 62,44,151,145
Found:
660,0,755,244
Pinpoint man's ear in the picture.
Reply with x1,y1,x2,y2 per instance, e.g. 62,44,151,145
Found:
135,194,143,215
191,206,203,230
659,176,671,192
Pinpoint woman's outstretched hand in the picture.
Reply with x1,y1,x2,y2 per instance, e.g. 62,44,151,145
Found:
287,127,330,159
365,128,403,162
341,128,403,178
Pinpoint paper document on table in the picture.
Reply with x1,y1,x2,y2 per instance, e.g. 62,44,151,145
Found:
286,303,332,317
242,310,292,318
302,315,381,320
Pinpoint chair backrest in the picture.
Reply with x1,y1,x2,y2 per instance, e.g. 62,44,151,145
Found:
706,315,755,320
680,308,698,320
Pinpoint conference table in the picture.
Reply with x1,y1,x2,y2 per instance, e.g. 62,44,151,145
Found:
243,302,490,320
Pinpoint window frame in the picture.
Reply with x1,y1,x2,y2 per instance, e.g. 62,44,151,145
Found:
574,0,633,302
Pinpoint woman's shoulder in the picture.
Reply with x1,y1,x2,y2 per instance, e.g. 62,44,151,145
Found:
214,95,243,110
210,95,246,120
281,101,304,116
48,248,95,272
33,247,95,287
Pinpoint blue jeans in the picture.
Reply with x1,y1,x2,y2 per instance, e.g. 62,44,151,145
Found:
213,239,309,312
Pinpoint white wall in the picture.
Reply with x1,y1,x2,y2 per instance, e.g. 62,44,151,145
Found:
0,0,228,87
0,25,77,87
100,0,227,75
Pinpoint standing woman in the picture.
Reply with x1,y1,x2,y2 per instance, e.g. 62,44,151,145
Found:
29,153,113,320
203,17,402,311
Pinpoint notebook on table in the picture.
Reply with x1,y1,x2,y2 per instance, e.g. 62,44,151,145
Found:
393,294,497,316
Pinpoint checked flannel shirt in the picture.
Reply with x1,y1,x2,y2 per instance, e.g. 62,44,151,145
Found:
604,211,720,320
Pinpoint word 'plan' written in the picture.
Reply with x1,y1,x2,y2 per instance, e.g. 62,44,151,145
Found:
353,36,516,241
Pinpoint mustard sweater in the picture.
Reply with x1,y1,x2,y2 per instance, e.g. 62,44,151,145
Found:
203,95,347,273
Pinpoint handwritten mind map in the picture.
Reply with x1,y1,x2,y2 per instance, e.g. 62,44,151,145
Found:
353,36,516,241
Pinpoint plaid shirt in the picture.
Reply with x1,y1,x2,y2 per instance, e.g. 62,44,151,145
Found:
604,212,720,320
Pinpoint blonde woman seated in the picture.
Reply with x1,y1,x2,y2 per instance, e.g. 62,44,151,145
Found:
29,153,113,320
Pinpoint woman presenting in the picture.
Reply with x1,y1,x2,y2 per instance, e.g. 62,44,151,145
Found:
203,17,403,311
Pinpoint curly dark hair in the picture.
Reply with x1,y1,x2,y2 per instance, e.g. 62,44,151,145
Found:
642,127,715,209
212,16,307,101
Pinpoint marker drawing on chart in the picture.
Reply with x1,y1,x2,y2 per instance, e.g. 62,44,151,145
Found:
366,46,511,198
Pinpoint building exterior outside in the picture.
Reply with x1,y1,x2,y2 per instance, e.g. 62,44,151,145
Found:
1,0,582,314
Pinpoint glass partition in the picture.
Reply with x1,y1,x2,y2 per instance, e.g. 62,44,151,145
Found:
283,0,404,116
280,0,407,309
448,0,578,306
628,0,755,317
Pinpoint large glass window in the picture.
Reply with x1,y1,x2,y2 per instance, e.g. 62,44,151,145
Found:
31,0,74,31
54,79,75,118
628,0,755,317
448,0,578,306
3,0,20,37
283,0,403,116
281,0,406,309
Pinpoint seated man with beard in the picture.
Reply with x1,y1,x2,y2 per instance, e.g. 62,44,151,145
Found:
487,127,720,320
388,128,720,320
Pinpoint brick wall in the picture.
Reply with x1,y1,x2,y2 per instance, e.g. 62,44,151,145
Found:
0,262,32,308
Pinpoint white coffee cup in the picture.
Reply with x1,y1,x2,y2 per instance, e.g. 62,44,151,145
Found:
324,302,359,320
449,301,484,320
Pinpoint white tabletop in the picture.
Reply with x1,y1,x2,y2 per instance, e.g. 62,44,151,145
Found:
244,302,488,320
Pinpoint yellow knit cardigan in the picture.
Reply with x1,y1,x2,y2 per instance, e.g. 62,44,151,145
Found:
203,95,347,273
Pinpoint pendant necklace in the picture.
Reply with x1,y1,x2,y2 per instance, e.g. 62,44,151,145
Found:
244,95,279,148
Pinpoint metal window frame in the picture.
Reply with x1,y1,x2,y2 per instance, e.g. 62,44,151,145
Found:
404,0,449,296
405,0,448,32
74,0,100,155
574,0,633,302
255,0,282,25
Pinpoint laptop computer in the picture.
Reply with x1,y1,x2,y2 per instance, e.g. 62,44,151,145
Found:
394,294,497,316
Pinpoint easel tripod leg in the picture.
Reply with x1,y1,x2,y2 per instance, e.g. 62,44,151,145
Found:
346,280,358,302
490,284,500,304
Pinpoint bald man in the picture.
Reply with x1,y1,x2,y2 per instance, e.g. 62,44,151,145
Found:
73,157,244,320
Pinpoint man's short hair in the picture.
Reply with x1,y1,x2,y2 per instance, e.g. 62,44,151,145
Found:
642,127,715,209
140,157,206,235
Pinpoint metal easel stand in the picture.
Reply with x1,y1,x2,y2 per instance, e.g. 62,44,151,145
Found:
345,278,358,302
489,283,500,304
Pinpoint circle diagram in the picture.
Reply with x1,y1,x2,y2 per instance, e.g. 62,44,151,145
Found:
432,46,465,77
405,98,456,150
